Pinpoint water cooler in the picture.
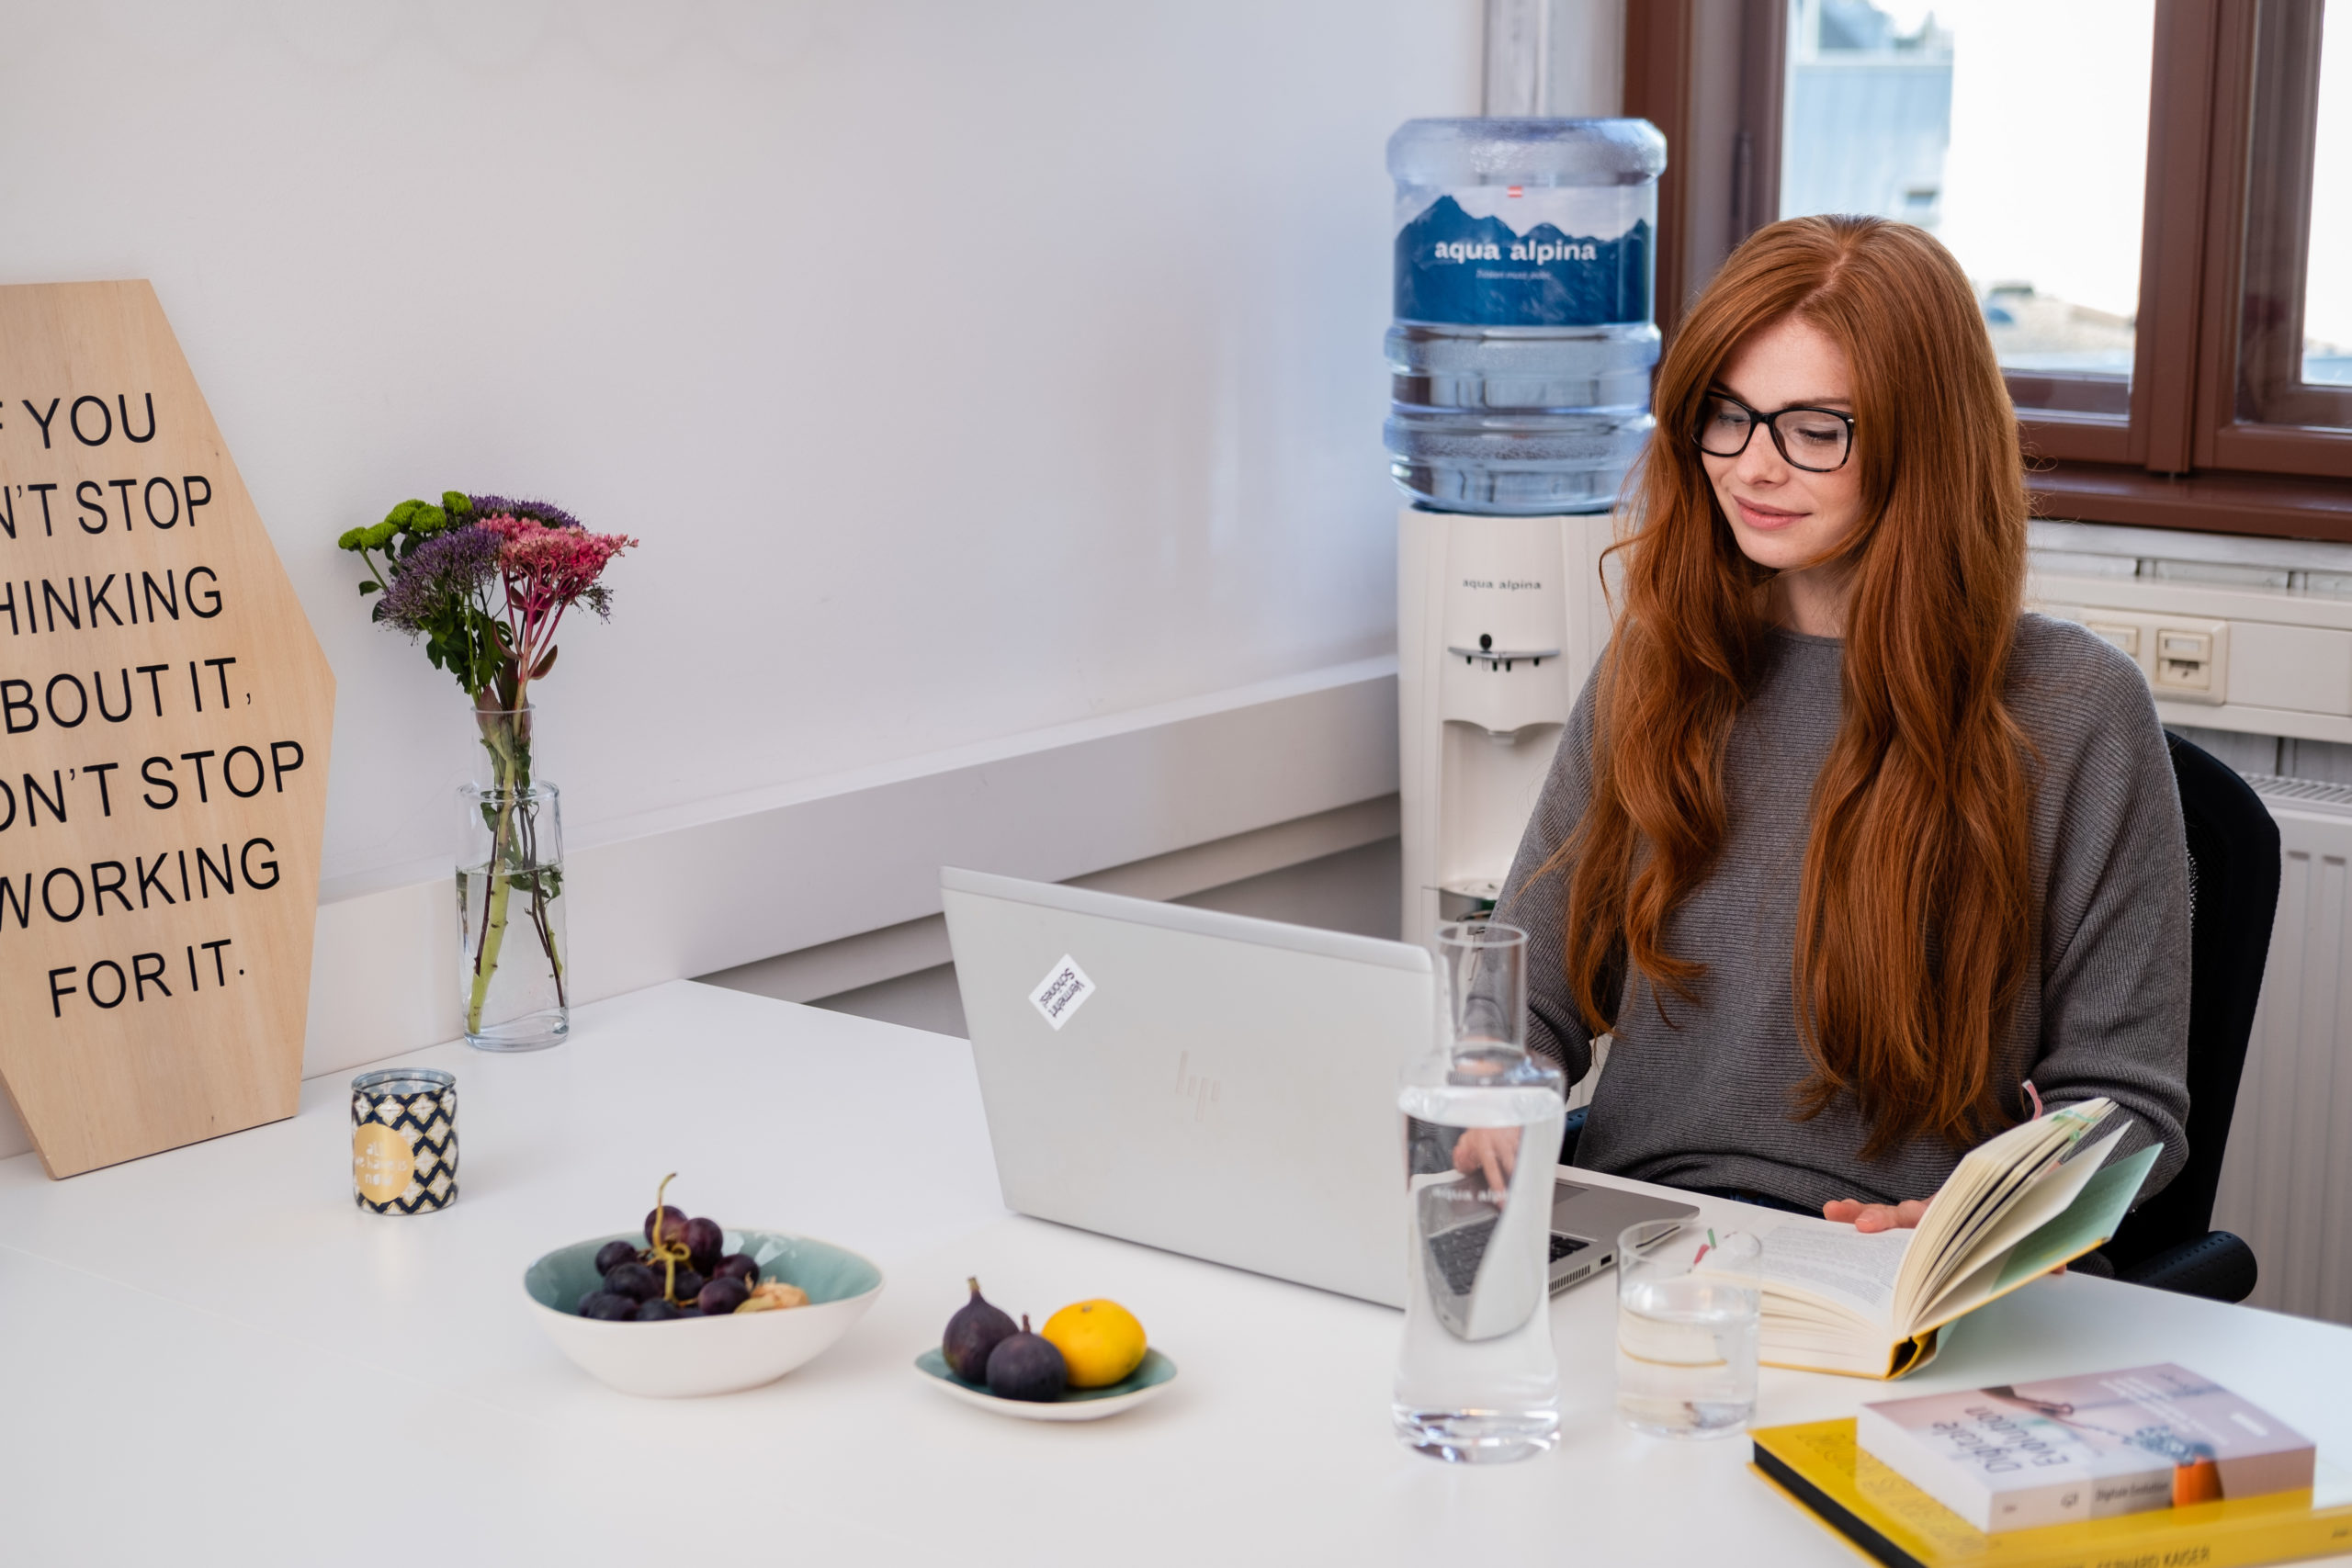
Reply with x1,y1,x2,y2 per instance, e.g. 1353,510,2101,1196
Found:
1397,510,1617,937
1385,90,1666,941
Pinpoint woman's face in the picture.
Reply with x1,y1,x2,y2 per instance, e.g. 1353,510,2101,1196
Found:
1698,315,1865,581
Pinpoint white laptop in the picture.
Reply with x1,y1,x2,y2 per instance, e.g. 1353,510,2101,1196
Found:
940,867,1695,1309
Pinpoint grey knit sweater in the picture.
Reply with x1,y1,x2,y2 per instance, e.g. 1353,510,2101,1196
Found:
1494,613,2191,1212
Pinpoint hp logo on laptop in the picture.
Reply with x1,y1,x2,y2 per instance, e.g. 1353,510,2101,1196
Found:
1172,1051,1221,1122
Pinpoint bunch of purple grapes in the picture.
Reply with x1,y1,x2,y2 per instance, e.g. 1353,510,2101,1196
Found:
574,1204,763,1322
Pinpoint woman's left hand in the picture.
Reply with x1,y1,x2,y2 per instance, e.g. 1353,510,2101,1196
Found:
1821,1198,1928,1232
1823,1196,2066,1273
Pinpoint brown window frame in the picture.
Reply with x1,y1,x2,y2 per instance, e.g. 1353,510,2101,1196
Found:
2210,0,2352,467
1626,0,2352,543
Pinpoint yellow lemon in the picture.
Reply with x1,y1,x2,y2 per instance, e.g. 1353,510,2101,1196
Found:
1039,1299,1147,1388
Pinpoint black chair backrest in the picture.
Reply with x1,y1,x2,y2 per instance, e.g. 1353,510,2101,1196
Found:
2100,731,2281,1269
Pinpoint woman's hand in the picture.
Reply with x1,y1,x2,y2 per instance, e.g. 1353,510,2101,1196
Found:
1823,1196,2068,1274
1821,1198,1928,1233
1452,1126,1523,1197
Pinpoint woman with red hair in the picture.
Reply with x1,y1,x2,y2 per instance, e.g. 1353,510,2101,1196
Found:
1487,214,2189,1233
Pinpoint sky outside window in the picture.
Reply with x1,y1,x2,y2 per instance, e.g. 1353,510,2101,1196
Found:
2307,0,2351,384
1782,0,2154,388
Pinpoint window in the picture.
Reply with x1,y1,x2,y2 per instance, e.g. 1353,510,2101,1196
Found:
2233,0,2352,437
1628,0,2352,537
1781,1,2154,422
2298,4,2352,389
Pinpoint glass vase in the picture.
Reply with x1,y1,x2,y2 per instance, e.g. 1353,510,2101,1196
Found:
458,705,567,1050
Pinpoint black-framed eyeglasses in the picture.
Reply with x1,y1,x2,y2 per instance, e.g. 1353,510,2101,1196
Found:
1692,391,1856,473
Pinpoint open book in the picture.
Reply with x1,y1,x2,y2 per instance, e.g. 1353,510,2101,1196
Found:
1750,1100,2160,1380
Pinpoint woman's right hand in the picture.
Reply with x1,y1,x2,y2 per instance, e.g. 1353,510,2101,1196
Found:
1453,1126,1523,1197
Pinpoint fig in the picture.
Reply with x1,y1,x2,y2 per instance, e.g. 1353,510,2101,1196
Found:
985,1315,1068,1403
942,1277,1018,1382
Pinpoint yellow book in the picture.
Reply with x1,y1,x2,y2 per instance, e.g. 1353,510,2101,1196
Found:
1753,1100,2158,1379
1751,1418,2352,1568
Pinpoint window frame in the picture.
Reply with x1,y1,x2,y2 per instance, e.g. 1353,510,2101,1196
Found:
2199,0,2352,474
1628,0,2352,542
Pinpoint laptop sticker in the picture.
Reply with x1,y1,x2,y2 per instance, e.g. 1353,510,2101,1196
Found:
1028,954,1095,1031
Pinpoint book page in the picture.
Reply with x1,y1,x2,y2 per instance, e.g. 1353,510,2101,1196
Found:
1758,1219,1911,1329
1894,1100,2115,1319
1899,1130,2116,1328
1988,1145,2158,1290
1914,1145,2161,1334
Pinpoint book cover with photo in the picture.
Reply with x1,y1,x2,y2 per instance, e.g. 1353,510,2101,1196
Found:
1859,1365,2316,1532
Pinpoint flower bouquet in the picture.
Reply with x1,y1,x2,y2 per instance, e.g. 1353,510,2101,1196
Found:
340,493,637,1048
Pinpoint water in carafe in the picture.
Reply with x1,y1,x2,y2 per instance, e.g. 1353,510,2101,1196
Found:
1394,1045,1566,1461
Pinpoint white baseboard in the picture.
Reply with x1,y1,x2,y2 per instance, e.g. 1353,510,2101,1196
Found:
0,658,1399,1167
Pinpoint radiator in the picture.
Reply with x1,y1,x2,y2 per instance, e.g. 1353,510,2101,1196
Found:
2211,776,2352,1325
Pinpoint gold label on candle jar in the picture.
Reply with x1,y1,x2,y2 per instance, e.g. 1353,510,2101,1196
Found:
354,1122,416,1204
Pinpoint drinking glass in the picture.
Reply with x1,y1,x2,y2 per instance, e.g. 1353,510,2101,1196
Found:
1615,1219,1761,1438
1393,920,1566,1463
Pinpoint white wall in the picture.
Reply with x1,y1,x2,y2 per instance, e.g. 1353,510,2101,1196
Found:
0,0,1480,896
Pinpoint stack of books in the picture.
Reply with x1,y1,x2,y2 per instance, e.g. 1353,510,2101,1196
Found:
1753,1366,2346,1567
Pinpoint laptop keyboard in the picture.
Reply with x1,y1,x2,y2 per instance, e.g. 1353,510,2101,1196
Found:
1429,1221,1591,1294
1428,1218,1495,1295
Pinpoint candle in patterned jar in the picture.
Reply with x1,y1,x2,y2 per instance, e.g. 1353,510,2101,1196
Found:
351,1068,458,1214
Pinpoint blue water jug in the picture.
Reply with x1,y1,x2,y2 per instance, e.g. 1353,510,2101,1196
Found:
1385,118,1668,515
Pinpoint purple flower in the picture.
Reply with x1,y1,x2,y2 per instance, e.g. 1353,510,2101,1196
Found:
378,523,501,633
469,494,582,531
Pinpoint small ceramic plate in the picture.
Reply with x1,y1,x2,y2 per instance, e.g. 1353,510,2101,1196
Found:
913,1347,1178,1422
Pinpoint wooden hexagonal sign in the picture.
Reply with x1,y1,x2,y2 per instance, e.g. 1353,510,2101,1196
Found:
0,281,334,1177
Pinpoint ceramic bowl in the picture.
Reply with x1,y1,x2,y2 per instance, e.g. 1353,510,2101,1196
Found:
525,1228,883,1397
913,1347,1178,1422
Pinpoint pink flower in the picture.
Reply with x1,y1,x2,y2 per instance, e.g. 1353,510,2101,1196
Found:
479,514,636,613
474,513,639,693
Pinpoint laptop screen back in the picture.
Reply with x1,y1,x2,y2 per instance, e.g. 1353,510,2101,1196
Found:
941,867,1434,1308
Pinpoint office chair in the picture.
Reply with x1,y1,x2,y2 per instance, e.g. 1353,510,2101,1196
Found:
2092,731,2276,1301
1555,730,2277,1303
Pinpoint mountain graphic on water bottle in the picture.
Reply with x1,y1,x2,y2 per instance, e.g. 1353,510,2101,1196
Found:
1396,197,1653,329
1385,118,1667,515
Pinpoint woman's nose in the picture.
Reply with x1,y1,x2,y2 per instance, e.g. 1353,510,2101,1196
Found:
1736,430,1788,485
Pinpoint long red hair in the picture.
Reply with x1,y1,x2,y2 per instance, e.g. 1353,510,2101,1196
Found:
1557,214,2032,1157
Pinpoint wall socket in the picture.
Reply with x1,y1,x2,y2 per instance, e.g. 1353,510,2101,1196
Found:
2060,607,2230,705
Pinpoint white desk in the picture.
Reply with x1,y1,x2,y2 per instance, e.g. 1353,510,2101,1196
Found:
4,980,2347,1566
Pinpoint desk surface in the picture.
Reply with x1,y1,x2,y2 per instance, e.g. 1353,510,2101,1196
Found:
4,980,2347,1566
